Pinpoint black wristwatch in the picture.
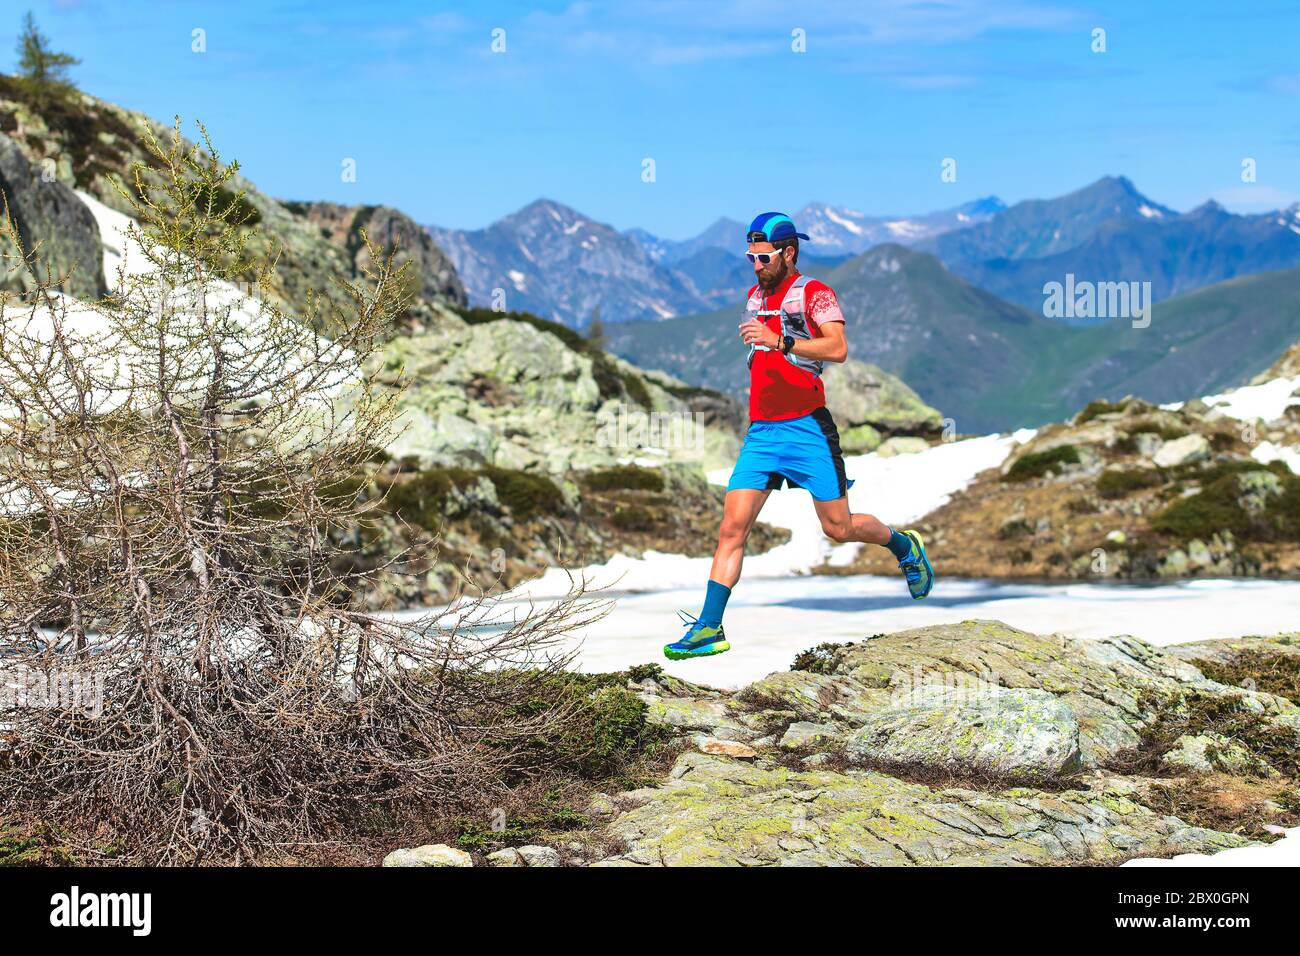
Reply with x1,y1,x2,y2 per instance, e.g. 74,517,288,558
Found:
781,334,795,355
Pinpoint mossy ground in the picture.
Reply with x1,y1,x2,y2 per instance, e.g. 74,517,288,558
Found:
422,666,682,864
1003,444,1081,482
1140,774,1300,843
0,818,78,866
1195,647,1300,704
836,426,1300,582
1095,647,1300,843
1152,465,1300,542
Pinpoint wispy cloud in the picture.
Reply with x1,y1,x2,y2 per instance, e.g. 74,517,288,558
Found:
505,0,1088,70
1261,72,1300,95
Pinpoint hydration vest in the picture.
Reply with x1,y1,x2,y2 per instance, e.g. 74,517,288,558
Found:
745,274,823,379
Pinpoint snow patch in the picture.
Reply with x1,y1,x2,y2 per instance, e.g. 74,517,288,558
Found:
822,207,864,236
885,220,924,237
504,430,1030,599
1172,375,1300,422
1125,826,1300,867
1252,440,1300,474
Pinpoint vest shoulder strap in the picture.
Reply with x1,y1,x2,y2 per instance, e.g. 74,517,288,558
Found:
779,274,815,311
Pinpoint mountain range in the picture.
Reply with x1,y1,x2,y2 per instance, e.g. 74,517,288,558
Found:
919,176,1300,320
428,197,1005,327
430,176,1300,336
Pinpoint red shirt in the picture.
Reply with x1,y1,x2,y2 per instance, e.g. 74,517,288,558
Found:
745,271,845,421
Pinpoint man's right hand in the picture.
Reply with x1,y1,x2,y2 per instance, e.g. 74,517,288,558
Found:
739,319,775,348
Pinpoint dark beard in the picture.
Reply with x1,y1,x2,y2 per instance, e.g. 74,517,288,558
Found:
758,261,791,291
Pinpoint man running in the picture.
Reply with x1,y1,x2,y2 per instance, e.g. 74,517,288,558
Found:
664,211,934,661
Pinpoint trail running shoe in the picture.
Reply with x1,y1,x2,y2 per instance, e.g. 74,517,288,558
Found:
664,610,730,660
898,529,934,600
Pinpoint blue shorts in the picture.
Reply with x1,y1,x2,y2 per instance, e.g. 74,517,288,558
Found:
726,407,856,502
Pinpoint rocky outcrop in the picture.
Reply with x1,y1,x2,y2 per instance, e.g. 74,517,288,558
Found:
382,844,473,867
0,80,464,328
844,684,1082,784
596,752,1244,866
292,200,466,309
587,621,1296,866
843,380,1300,581
369,622,1296,867
367,305,743,475
823,359,944,452
1252,342,1300,383
1163,632,1300,667
0,130,104,300
333,455,788,609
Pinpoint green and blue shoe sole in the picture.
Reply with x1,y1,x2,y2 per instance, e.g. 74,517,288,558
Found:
902,529,935,600
664,624,730,660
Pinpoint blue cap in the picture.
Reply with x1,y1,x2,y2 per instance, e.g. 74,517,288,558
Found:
747,212,810,243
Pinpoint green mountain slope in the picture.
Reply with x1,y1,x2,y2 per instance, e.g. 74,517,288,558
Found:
608,247,1300,433
1022,265,1300,417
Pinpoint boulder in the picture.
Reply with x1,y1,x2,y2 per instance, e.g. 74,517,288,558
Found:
1153,433,1210,468
0,132,106,301
844,683,1083,783
1236,470,1283,512
875,436,931,458
734,670,889,724
1160,733,1275,777
823,621,1237,768
838,423,883,454
516,845,562,867
294,199,466,306
822,359,943,434
779,721,842,750
382,844,473,867
367,311,742,475
586,793,616,819
1130,432,1164,458
486,848,524,867
641,694,757,743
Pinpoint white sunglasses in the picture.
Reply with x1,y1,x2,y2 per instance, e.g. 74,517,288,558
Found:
746,248,789,264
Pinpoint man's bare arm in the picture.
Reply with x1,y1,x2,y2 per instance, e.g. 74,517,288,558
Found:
738,319,848,363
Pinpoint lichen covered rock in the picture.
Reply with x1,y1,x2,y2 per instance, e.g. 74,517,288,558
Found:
596,752,1251,867
844,683,1082,783
587,620,1294,867
382,844,473,867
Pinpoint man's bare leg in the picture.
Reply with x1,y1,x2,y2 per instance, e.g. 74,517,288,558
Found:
811,496,891,546
665,488,772,658
813,496,935,599
709,488,772,588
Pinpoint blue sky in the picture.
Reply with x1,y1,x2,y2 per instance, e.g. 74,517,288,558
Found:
4,1,1299,239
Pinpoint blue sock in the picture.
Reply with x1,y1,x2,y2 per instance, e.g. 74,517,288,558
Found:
699,579,731,628
886,529,912,561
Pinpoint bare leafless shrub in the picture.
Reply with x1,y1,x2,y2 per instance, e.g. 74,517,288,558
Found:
0,121,607,863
